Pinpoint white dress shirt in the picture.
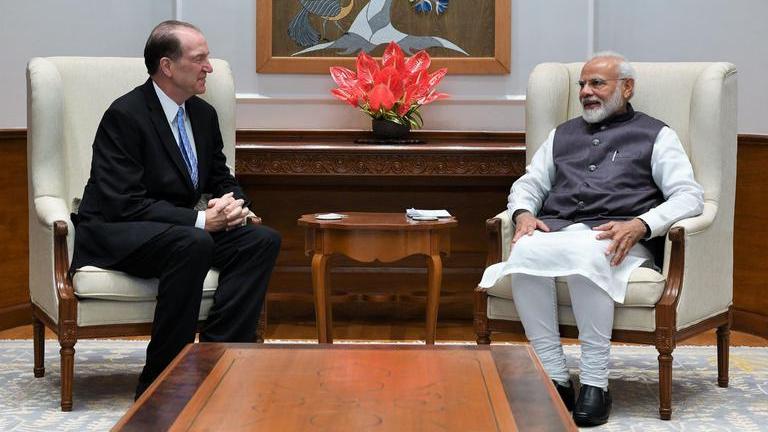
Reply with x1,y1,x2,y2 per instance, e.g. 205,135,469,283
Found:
152,81,206,229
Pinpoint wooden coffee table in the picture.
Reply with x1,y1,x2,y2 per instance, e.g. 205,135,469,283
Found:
298,212,458,344
113,343,577,431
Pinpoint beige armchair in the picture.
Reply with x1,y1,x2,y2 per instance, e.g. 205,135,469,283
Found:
26,57,264,411
474,62,737,420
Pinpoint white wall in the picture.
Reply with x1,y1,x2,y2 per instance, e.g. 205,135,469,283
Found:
1,0,765,133
0,0,172,128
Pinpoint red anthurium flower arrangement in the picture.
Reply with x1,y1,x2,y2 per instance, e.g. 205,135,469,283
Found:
330,42,449,130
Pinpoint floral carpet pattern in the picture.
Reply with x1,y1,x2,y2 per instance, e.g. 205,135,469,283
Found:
0,340,765,431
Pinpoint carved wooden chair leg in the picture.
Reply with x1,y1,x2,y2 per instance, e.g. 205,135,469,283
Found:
474,287,491,345
59,337,76,411
33,316,45,378
656,344,674,420
717,322,730,387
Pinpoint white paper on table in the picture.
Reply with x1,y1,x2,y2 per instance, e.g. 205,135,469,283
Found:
406,208,452,218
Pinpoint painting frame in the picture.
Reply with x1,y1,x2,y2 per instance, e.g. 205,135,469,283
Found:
256,0,511,74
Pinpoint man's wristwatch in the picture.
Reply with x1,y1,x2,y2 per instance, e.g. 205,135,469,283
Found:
637,218,651,239
512,209,530,224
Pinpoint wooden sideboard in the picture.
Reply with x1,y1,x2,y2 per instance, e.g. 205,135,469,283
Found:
235,130,525,320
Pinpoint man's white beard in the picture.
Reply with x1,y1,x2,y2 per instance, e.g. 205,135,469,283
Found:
582,85,624,124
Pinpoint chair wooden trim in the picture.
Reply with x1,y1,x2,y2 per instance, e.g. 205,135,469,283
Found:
474,217,731,420
32,220,268,411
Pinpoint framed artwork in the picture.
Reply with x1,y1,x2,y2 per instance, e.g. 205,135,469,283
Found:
256,0,511,74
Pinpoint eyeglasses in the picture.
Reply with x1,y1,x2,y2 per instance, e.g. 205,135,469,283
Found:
577,78,626,90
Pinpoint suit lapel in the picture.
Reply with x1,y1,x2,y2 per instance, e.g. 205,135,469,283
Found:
141,80,196,192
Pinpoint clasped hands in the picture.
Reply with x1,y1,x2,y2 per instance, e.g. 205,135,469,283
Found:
512,211,647,266
204,192,251,232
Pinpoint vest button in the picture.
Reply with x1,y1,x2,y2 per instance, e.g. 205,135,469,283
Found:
588,164,597,172
592,138,600,146
577,201,585,209
600,125,607,131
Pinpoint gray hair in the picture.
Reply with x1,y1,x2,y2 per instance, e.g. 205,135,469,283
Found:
590,51,636,79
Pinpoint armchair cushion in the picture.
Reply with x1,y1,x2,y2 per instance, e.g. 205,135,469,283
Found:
76,298,215,327
487,297,659,332
486,267,665,308
73,266,218,301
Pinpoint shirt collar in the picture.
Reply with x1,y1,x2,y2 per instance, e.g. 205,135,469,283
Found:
152,80,185,125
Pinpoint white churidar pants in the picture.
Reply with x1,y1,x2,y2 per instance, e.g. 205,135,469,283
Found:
511,273,615,388
478,223,655,389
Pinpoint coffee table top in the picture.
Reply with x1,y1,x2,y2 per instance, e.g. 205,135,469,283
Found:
114,343,576,432
298,212,458,230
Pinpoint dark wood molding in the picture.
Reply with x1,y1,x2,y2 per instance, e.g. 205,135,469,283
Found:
0,129,26,141
737,134,768,146
235,129,526,143
235,130,526,177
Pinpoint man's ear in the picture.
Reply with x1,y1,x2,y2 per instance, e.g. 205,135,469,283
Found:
158,57,173,78
623,78,635,100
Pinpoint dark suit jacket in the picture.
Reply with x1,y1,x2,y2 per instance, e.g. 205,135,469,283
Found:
70,79,249,271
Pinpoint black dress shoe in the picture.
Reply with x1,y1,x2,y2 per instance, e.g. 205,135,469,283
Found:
552,380,575,411
134,380,151,401
573,384,612,427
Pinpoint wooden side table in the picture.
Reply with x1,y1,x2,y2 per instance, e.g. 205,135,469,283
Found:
298,212,457,344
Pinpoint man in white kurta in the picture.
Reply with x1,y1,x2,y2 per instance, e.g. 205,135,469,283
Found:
479,53,703,427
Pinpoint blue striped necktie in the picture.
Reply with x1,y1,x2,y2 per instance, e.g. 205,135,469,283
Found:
176,107,198,188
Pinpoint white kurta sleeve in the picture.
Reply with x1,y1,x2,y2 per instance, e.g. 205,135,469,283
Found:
637,127,704,238
507,129,557,220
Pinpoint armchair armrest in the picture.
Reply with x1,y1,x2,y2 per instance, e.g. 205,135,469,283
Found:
486,217,502,266
28,196,74,320
669,202,717,235
34,196,70,228
53,221,76,301
485,210,513,266
671,203,732,329
657,201,732,330
656,227,686,310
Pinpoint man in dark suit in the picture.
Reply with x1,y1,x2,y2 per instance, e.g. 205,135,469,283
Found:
70,20,281,399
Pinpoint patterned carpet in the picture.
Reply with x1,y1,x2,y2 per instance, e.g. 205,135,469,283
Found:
0,340,765,431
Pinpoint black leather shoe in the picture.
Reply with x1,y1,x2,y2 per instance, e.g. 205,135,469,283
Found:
573,384,612,427
134,380,151,401
552,380,575,411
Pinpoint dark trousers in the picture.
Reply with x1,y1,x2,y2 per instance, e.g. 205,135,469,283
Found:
111,223,281,385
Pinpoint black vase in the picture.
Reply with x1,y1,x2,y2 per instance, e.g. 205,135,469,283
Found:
372,119,411,140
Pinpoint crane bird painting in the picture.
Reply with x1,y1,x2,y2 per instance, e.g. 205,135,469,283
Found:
288,0,356,47
288,0,468,56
